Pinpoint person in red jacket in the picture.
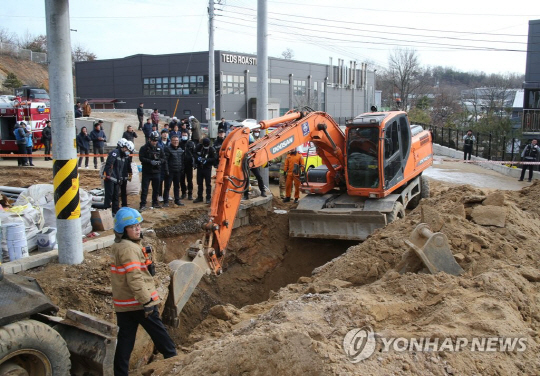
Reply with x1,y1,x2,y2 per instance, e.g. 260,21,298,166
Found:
111,208,176,376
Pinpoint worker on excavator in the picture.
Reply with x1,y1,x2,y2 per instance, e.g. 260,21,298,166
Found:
243,131,267,200
111,207,177,376
283,147,304,203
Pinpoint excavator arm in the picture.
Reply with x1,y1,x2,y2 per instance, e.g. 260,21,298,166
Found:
207,110,347,273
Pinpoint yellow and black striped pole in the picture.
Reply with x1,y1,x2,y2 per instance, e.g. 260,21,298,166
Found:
53,159,81,220
46,0,84,265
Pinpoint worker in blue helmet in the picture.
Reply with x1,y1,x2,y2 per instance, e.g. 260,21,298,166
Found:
110,207,177,375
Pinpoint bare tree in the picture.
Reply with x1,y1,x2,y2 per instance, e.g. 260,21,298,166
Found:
0,27,16,44
72,44,97,63
387,48,427,110
18,31,47,53
281,48,294,60
431,85,462,127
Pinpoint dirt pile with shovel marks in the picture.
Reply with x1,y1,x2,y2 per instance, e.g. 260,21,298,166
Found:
142,181,540,376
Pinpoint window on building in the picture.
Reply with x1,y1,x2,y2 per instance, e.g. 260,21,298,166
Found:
143,75,208,96
222,74,245,95
294,80,306,96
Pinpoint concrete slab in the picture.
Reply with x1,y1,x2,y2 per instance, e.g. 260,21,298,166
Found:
3,234,116,274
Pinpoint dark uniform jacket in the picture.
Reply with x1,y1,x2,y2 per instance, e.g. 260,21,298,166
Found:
139,142,165,174
213,137,225,153
179,139,196,167
104,148,128,182
522,143,540,161
194,144,217,170
41,126,52,142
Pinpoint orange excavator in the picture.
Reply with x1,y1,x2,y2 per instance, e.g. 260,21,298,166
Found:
163,110,433,325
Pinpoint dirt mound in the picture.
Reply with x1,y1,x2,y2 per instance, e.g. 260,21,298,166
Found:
0,55,49,91
143,183,540,375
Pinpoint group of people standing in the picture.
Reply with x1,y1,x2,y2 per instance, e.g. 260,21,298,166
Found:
137,123,216,210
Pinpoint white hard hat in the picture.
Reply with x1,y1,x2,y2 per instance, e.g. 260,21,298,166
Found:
189,116,195,120
173,117,178,120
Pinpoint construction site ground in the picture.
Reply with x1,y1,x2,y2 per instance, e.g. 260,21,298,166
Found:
4,112,540,375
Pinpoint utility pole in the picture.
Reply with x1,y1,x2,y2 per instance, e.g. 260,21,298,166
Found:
257,0,268,122
208,0,217,138
45,0,83,265
257,0,269,187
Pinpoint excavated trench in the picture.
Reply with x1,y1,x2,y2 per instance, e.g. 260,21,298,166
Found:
155,206,357,345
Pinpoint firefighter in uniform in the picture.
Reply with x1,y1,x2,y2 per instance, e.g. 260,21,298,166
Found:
519,139,540,182
193,138,217,204
283,148,304,203
139,131,165,210
103,138,130,216
120,141,135,208
111,207,177,376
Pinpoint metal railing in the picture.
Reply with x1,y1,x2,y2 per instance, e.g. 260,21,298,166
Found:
522,109,540,133
0,42,47,64
429,125,522,162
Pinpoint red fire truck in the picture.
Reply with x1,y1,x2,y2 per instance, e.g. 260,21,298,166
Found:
0,87,50,153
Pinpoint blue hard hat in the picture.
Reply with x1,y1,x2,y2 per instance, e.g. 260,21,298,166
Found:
114,207,143,233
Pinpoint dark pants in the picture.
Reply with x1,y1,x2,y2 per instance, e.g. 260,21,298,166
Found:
120,180,128,207
246,167,265,198
520,160,535,181
464,145,473,160
164,171,182,203
93,145,105,168
140,173,160,207
159,169,167,198
17,143,27,166
113,306,176,376
104,179,120,214
138,115,144,130
26,146,33,165
44,140,51,160
196,167,212,199
181,164,194,195
78,148,89,167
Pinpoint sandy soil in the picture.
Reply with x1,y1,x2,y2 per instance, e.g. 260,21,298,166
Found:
9,112,540,375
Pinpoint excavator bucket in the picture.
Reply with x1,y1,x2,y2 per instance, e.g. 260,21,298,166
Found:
163,240,212,327
398,223,464,276
288,194,387,241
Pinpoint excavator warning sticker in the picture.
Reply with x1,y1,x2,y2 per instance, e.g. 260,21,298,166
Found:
301,121,309,136
270,135,295,155
234,150,243,166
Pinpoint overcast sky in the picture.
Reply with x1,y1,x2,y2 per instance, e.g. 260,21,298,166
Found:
2,0,539,76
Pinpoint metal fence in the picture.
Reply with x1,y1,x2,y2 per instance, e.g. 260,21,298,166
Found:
0,42,47,64
523,109,540,133
429,125,522,162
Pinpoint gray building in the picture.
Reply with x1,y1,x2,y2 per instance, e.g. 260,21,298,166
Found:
523,19,540,134
75,51,376,123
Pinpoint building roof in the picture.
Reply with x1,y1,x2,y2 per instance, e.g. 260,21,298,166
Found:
87,98,118,104
512,89,524,108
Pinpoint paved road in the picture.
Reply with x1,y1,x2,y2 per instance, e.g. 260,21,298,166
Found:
424,156,526,191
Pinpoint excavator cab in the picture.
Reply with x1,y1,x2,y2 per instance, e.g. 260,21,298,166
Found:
345,126,380,189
